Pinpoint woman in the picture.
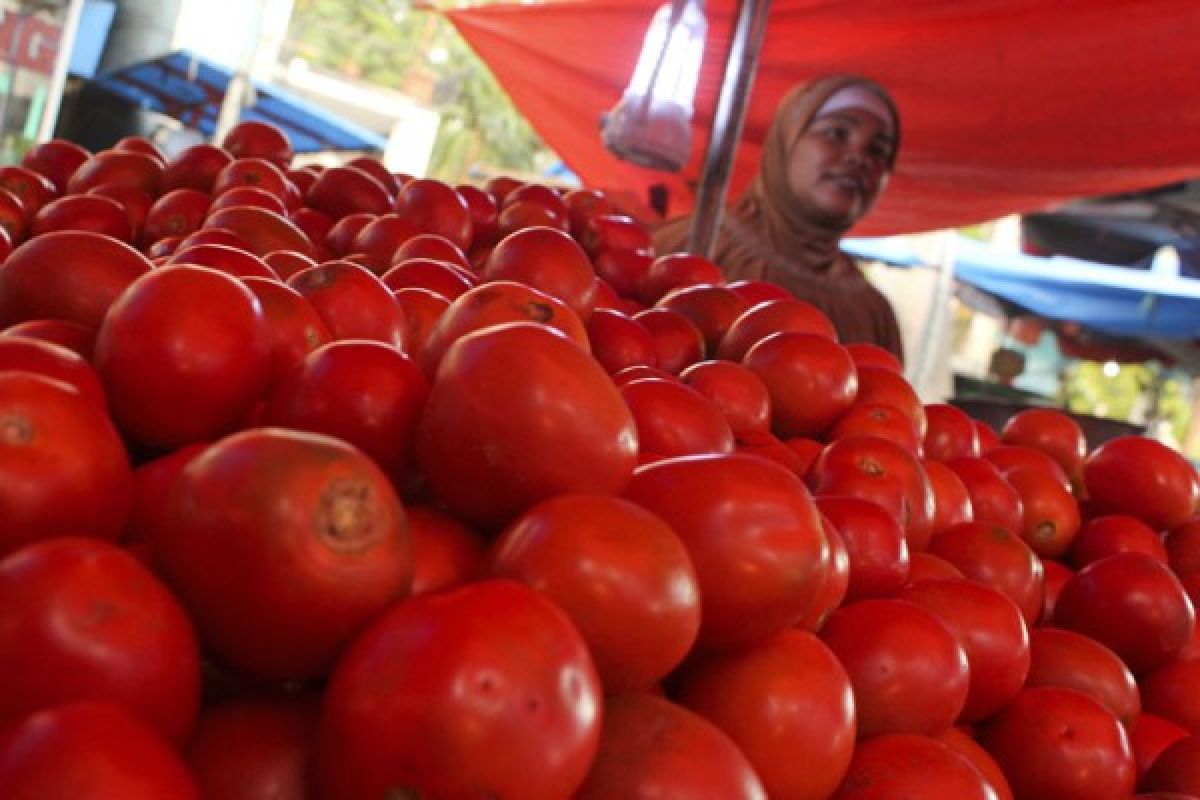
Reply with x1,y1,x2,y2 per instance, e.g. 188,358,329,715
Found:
653,74,905,362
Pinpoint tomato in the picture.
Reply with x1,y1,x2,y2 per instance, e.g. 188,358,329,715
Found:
0,230,152,328
122,441,208,559
1071,514,1168,569
1040,557,1075,623
417,322,637,530
899,577,1030,722
504,182,569,224
240,276,332,383
845,341,904,373
0,701,200,799
1084,436,1199,531
743,331,858,438
263,249,317,280
0,334,106,410
1054,552,1195,674
496,197,567,238
1131,713,1191,780
0,372,131,556
934,726,1014,800
979,686,1136,800
286,259,407,350
620,377,735,460
487,494,700,692
816,495,909,601
305,165,392,219
1141,658,1200,734
1001,407,1088,487
637,253,724,305
346,214,421,272
393,287,449,361
656,284,750,356
30,193,133,242
945,456,1024,535
212,156,289,201
208,185,287,216
315,579,601,799
156,428,412,680
827,401,922,453
141,188,211,245
985,442,1073,494
627,453,829,650
928,521,1045,626
259,339,428,485
1025,627,1140,727
186,693,319,800
67,149,162,196
855,364,927,436
344,156,399,196
179,226,252,251
820,598,969,737
575,692,767,798
1005,463,1081,559
222,120,293,169
391,232,471,270
924,458,974,539
831,733,998,800
717,298,836,362
170,242,279,279
587,307,658,374
1141,735,1200,795
673,630,855,800
2,319,96,362
0,165,56,215
160,143,233,194
394,178,473,250
20,138,90,194
678,359,771,437
483,226,597,320
594,248,652,298
381,256,475,300
797,514,851,631
323,211,374,256
907,552,966,583
1165,518,1200,578
0,537,200,744
632,306,706,374
578,212,653,259
922,403,980,462
0,188,25,243
418,279,588,377
406,505,486,595
205,206,316,259
974,418,1002,453
456,183,500,247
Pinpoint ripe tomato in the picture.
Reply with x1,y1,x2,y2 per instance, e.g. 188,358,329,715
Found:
820,597,969,737
483,226,597,320
855,364,927,436
717,298,837,362
832,733,998,800
205,206,316,258
0,537,200,744
406,505,486,595
208,185,287,216
1053,552,1195,674
141,187,212,245
906,552,966,583
587,307,658,374
627,453,829,650
632,307,706,374
979,687,1136,800
315,579,602,799
122,441,208,558
985,442,1073,494
927,521,1045,625
743,331,858,438
934,726,1014,800
1040,557,1075,623
827,402,922,453
457,183,499,246
1084,436,1199,531
186,693,319,800
486,494,700,692
1141,658,1200,734
381,256,475,300
578,213,653,259
679,359,771,437
0,334,106,410
945,456,1024,535
0,372,132,556
924,458,974,539
156,428,412,680
1141,735,1200,795
845,341,904,373
575,692,767,799
161,143,233,194
656,284,750,356
637,253,724,305
1001,407,1088,487
20,138,90,194
348,214,422,272
263,249,317,280
392,287,449,360
30,193,133,242
1005,463,1081,559
975,418,1002,453
305,165,392,219
0,701,201,799
1165,517,1200,579
67,149,162,196
394,178,473,250
816,495,909,601
1025,627,1140,727
417,322,637,530
169,242,279,279
797,514,851,631
898,577,1030,723
391,232,471,270
212,156,289,201
594,248,652,298
1131,713,1191,780
620,377,735,460
240,276,332,383
222,120,293,169
1072,514,1168,568
286,259,407,350
923,403,980,462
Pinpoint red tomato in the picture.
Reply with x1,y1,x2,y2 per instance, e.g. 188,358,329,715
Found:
620,377,736,460
258,339,428,484
1005,463,1082,559
578,212,652,257
323,211,374,255
0,372,131,557
486,494,700,692
416,322,637,530
29,193,133,242
305,165,392,219
945,456,1025,535
186,693,318,800
1001,407,1088,487
1142,735,1200,795
928,521,1045,626
406,505,486,595
827,402,922,453
211,157,289,201
20,137,90,194
94,265,271,450
1072,514,1168,568
736,429,812,477
816,495,910,601
496,197,567,237
0,538,200,744
613,363,678,386
208,185,287,216
0,164,56,215
1165,518,1200,578
345,156,400,196
1026,627,1140,727
169,242,279,279
831,733,998,800
717,298,837,362
240,276,333,383
845,341,904,373
394,178,473,250
679,359,771,437
587,307,658,374
820,597,969,737
980,686,1136,800
286,259,407,349
348,214,422,272
205,206,316,258
381,256,476,300
391,232,472,269
575,692,767,799
221,120,293,169
923,403,981,462
674,629,856,800
455,183,499,246
743,331,858,438
156,428,412,680
1131,713,1191,780
632,306,706,374
925,458,975,539
1141,658,1200,734
0,188,25,243
906,552,966,583
797,514,851,632
0,334,106,410
142,187,212,245
1084,436,1199,531
263,249,317,280
315,580,601,799
854,364,927,437
974,418,1002,453
483,226,597,320
985,442,1073,493
67,149,162,196
0,230,152,329
627,453,829,650
392,287,449,360
0,701,200,799
160,143,233,193
934,726,1014,800
1054,552,1195,675
594,247,652,298
655,284,750,356
1040,557,1075,623
899,577,1030,722
122,441,208,557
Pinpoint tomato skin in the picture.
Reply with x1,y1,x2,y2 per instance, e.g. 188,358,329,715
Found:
816,495,910,601
928,521,1046,626
1025,627,1140,727
186,693,319,800
222,120,293,169
0,334,106,411
898,577,1030,723
0,537,201,745
487,494,700,692
827,402,922,454
418,322,636,530
2,318,97,361
1141,658,1200,734
626,453,829,651
743,331,858,438
587,308,658,374
656,284,750,356
1001,407,1088,487
1054,552,1195,675
831,733,998,800
407,505,486,595
820,598,969,737
240,276,333,383
673,629,856,800
1165,518,1200,578
1141,735,1200,796
394,178,473,251
0,372,132,557
923,403,980,462
983,686,1136,800
286,259,407,350
575,692,767,800
620,377,736,459
1005,463,1081,559
637,253,724,305
483,226,597,320
1131,714,1191,781
797,514,851,632
1084,436,1200,531
633,307,706,374
946,456,1024,535
679,359,771,437
156,428,412,680
717,298,837,362
925,458,974,539
934,726,1014,800
315,579,602,800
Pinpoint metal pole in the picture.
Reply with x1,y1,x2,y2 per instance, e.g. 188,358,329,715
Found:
686,0,771,257
36,0,84,142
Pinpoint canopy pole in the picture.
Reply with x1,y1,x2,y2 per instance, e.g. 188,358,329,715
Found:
686,0,772,258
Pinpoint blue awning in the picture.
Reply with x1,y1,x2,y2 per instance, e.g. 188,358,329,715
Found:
89,50,387,155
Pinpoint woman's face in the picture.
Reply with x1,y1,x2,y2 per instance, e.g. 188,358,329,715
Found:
785,107,895,230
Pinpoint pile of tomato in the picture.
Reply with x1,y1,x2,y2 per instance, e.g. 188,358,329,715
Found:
1,120,1199,799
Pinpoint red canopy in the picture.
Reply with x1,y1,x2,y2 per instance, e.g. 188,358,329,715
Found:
446,0,1200,236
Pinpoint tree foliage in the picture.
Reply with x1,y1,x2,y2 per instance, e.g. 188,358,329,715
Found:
283,0,549,180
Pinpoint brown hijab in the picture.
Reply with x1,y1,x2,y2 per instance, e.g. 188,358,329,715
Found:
653,74,905,362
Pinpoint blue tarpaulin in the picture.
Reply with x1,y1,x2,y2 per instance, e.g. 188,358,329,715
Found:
89,50,387,155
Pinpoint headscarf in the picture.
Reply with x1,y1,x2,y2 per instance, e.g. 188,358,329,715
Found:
653,74,906,360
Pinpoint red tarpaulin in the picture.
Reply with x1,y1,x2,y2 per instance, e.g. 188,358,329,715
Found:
445,0,1200,236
